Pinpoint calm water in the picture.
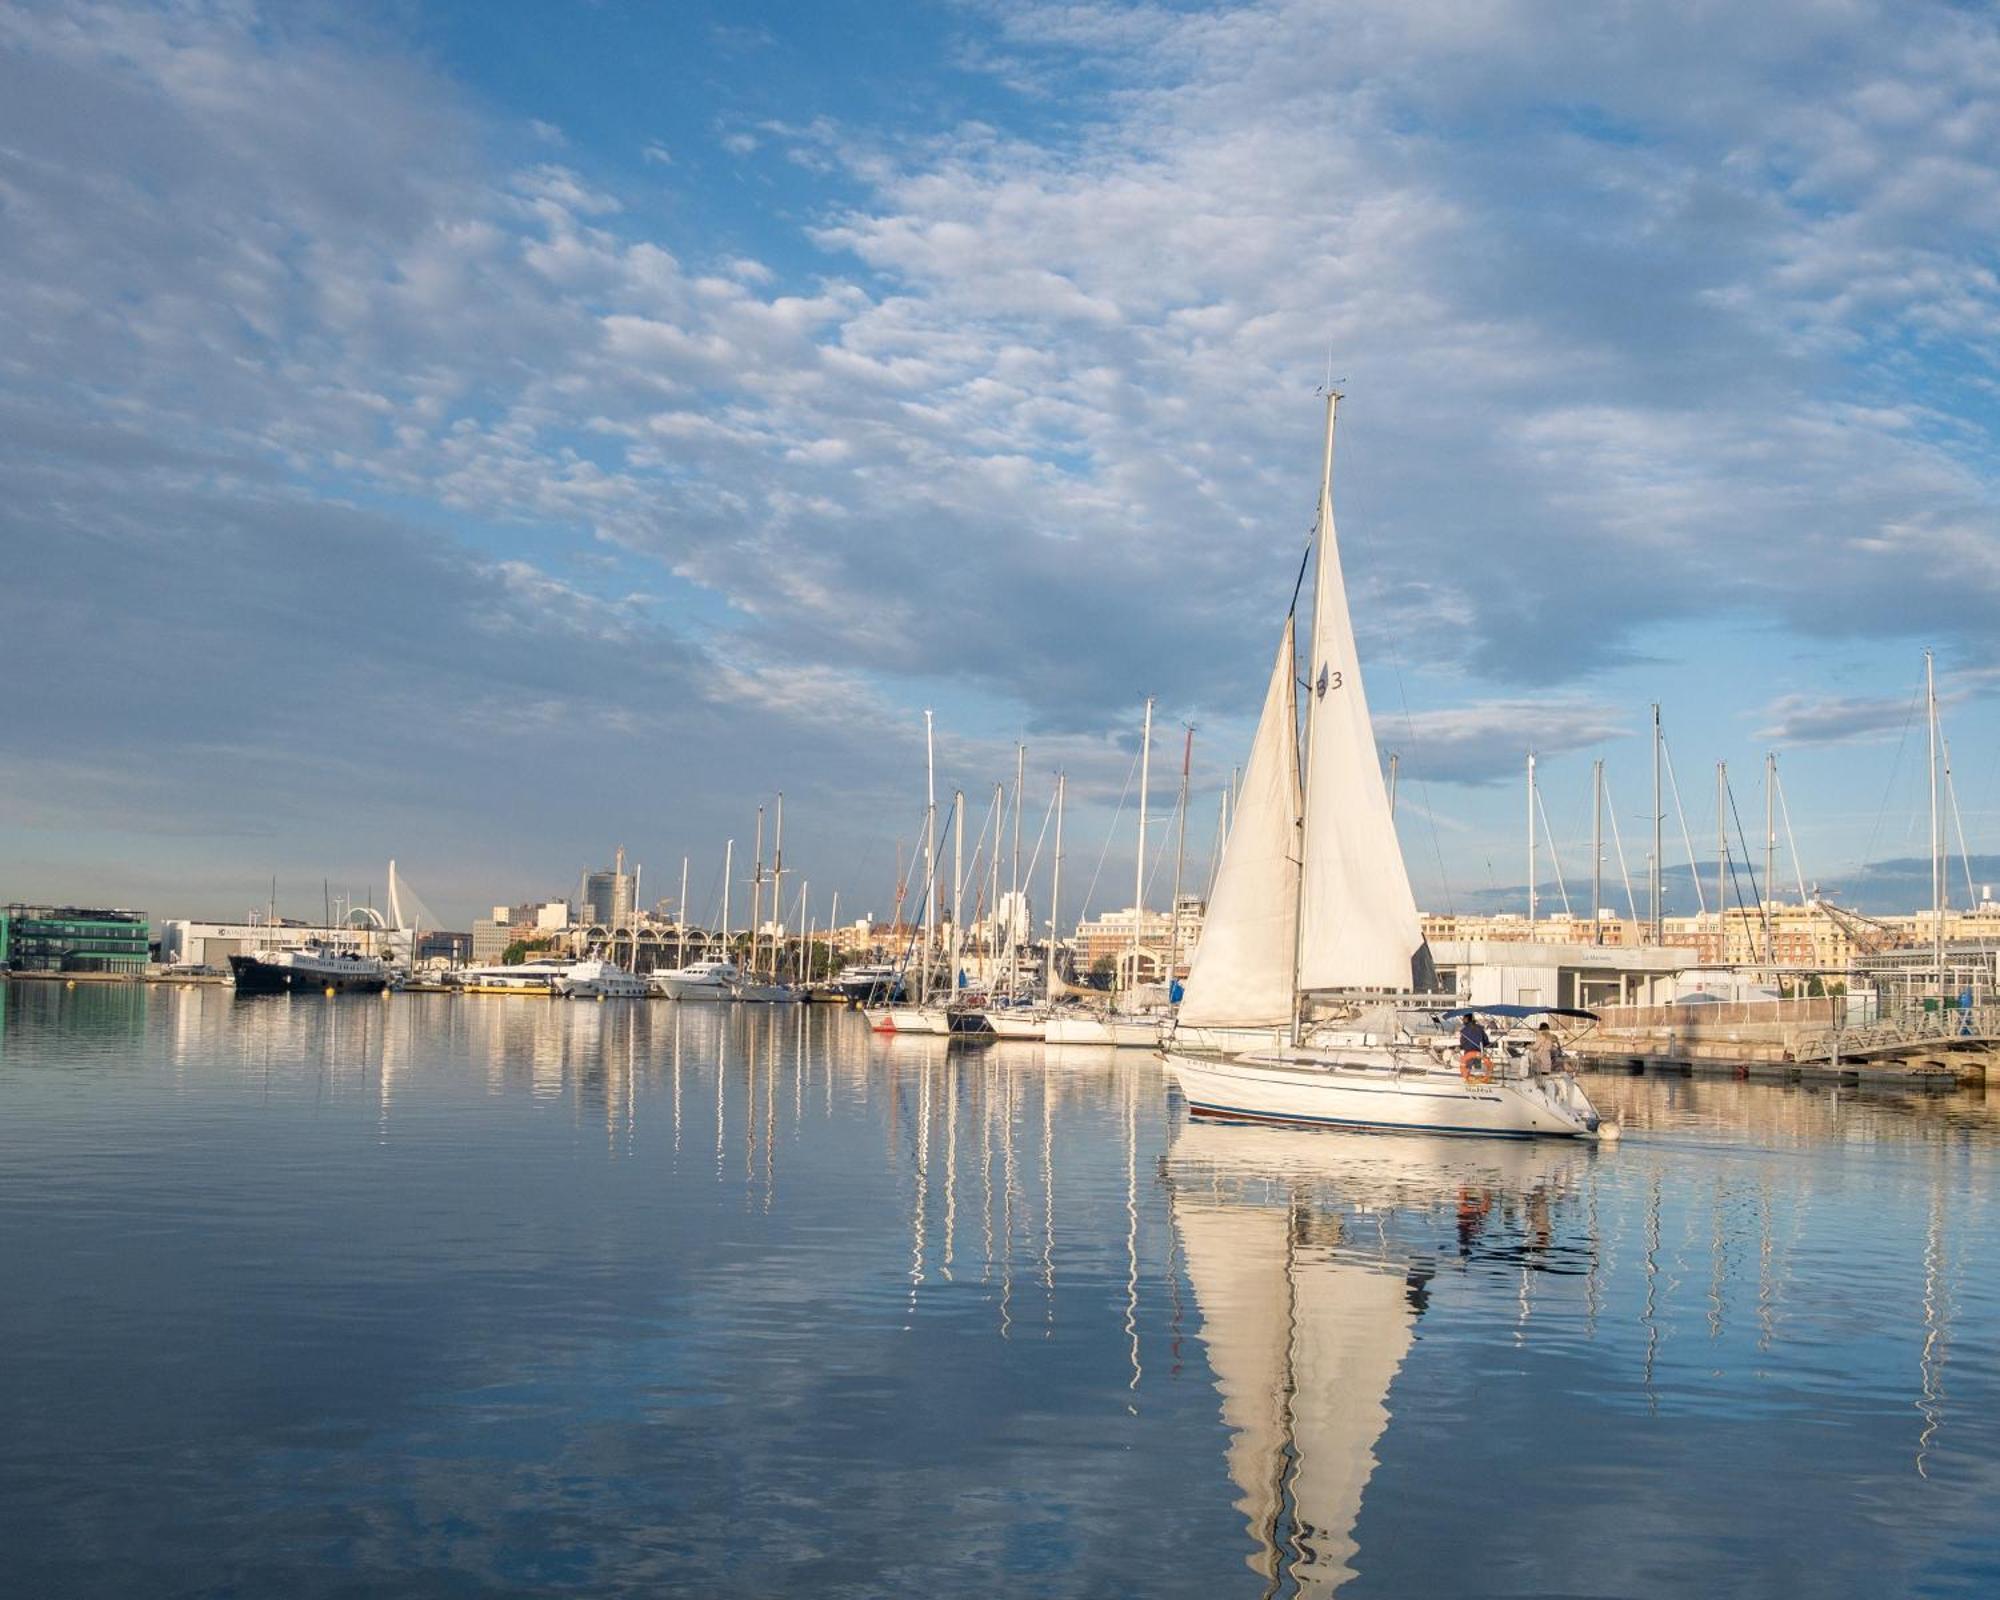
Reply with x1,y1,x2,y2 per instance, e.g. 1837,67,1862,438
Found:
2,983,1996,1598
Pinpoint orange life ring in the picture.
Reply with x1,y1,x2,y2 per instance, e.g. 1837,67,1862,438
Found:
1460,1050,1493,1085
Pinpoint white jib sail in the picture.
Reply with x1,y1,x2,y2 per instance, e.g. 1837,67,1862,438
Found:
1297,396,1425,992
1177,616,1302,1028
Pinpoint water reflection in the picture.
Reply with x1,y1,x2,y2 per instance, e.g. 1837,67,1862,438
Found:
1168,1123,1593,1595
0,986,1995,1597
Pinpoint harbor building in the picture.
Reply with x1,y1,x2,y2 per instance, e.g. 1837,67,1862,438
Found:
1,905,151,974
159,918,380,971
1070,897,1206,985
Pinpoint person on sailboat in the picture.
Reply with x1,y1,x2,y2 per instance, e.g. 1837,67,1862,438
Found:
1529,1023,1562,1076
1457,1013,1493,1081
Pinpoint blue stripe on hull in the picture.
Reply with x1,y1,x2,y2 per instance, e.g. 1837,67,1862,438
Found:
1184,1100,1577,1139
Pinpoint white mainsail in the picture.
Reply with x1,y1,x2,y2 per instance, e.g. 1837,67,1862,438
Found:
1296,394,1426,993
1176,616,1302,1029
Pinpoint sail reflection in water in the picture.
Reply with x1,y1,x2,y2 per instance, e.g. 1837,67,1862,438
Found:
1170,1122,1591,1594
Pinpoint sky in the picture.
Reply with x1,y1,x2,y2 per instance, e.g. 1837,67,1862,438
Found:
2,0,1997,930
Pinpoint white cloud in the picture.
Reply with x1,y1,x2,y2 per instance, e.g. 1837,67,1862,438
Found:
4,0,1998,913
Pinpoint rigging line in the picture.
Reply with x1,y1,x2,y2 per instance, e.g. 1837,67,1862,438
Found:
1074,742,1142,933
1853,677,1924,893
896,794,959,977
1601,772,1641,925
1659,733,1708,916
1533,779,1574,918
1385,645,1455,917
1941,729,1979,910
1286,532,1313,618
1772,763,1811,903
1724,772,1773,956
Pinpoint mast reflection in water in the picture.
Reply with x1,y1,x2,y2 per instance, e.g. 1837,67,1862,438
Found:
0,986,1994,1598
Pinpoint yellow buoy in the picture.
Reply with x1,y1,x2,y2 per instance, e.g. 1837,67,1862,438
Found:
324,986,336,997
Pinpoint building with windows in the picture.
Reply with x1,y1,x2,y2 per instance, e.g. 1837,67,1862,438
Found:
1,905,151,974
1070,897,1205,985
578,849,635,929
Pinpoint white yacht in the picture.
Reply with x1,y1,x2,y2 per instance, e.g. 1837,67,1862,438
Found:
653,959,740,1001
1161,395,1606,1141
558,958,649,999
455,960,567,995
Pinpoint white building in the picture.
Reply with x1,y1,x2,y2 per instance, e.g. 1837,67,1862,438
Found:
159,918,397,970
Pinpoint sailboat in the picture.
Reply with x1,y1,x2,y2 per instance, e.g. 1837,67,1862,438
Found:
1162,395,1605,1139
1168,1116,1589,1594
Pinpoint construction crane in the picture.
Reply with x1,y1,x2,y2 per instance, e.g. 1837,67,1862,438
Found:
1808,894,1900,956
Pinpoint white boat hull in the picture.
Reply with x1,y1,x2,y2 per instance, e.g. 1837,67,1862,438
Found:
1165,1049,1601,1140
871,1005,949,1035
734,981,802,1004
656,975,733,1001
986,1011,1046,1040
1047,1013,1160,1047
1168,1022,1292,1056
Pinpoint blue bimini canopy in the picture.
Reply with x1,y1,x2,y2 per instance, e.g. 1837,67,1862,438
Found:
1441,1004,1598,1022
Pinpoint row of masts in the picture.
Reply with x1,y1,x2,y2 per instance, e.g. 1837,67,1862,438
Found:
1511,655,1967,970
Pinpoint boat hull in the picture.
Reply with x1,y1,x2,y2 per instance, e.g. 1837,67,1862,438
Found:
1167,1022,1292,1056
1165,1050,1600,1140
986,1011,1046,1040
229,955,387,995
1046,1013,1159,1047
656,976,733,1001
734,982,802,1004
878,1006,950,1035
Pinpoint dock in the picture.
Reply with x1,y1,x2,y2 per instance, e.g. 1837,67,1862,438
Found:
1572,998,1999,1085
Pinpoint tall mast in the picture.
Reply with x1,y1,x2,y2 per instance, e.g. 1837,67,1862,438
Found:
750,805,765,983
1290,391,1338,1035
1764,751,1777,967
952,788,965,1003
991,780,1004,990
1170,724,1191,993
1715,762,1728,961
1048,772,1065,997
721,838,734,963
1527,750,1538,929
923,709,936,1005
631,861,641,971
772,791,785,983
1132,696,1154,992
1592,758,1604,947
1011,742,1024,1000
1651,703,1663,942
827,891,838,984
1927,650,1942,993
1387,752,1399,817
678,855,689,968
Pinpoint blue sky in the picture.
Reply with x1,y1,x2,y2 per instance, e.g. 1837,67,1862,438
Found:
2,0,1996,928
